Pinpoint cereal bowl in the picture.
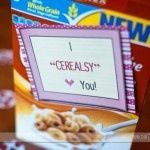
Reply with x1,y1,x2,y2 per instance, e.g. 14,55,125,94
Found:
31,106,106,150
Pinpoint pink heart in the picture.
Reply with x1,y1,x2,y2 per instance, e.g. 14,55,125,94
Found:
65,79,74,86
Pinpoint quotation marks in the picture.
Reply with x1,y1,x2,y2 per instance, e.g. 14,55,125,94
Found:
94,64,100,68
50,62,56,66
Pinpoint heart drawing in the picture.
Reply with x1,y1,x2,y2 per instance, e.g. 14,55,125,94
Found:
65,79,74,86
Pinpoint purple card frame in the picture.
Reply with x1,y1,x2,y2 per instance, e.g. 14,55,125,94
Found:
16,25,136,112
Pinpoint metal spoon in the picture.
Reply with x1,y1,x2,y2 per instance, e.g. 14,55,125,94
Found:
101,119,138,133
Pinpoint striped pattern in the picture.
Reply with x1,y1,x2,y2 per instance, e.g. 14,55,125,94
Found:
15,25,136,113
120,29,136,113
16,27,39,100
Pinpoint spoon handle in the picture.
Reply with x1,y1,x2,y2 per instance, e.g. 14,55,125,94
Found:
102,119,138,132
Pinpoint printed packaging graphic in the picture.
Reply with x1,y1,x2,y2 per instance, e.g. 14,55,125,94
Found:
74,0,150,112
16,25,135,112
16,25,137,148
11,0,150,112
11,0,139,149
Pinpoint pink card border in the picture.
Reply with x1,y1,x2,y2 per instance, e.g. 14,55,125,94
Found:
15,25,136,113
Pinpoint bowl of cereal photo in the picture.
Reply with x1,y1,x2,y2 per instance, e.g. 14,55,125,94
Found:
31,106,106,149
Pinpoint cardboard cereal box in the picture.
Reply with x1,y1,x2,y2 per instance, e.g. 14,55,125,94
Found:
11,0,140,149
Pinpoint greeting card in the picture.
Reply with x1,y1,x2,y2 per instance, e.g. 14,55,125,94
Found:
16,25,135,112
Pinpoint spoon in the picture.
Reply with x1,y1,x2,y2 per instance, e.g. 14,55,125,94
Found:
101,119,138,133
